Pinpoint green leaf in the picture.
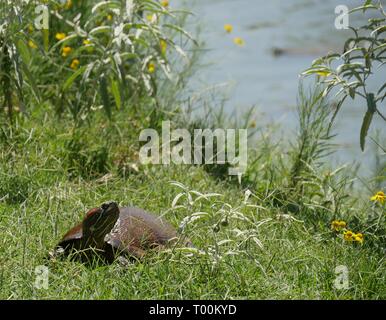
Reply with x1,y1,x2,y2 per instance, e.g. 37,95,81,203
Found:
42,29,49,52
367,92,377,113
360,110,373,151
99,76,111,119
62,66,87,92
91,0,121,14
349,87,355,99
16,39,31,65
110,77,121,110
377,82,386,95
360,93,377,151
21,64,41,102
364,0,372,11
89,26,112,35
162,24,198,45
349,4,377,14
50,34,78,52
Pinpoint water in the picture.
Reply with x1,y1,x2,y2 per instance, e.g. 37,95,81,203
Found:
183,0,386,174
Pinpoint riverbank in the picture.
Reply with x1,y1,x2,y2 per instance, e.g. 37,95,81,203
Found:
0,100,384,299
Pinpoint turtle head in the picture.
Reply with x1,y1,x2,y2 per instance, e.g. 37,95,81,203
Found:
82,201,120,247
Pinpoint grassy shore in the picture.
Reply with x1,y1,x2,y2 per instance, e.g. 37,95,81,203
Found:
0,101,384,300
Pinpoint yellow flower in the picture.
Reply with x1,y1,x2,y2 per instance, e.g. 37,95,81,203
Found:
331,220,346,232
161,0,169,7
55,33,66,41
107,14,113,21
64,0,73,9
233,37,245,46
343,230,354,242
371,191,385,205
62,46,72,57
28,40,37,49
148,62,156,73
331,220,340,231
160,39,167,55
70,59,80,70
147,14,157,23
83,39,94,53
354,233,364,244
224,24,233,34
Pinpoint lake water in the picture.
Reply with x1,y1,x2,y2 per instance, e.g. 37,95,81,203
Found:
183,0,386,175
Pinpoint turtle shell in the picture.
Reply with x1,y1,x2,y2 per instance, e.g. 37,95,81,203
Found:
56,208,102,250
60,223,83,243
104,207,179,259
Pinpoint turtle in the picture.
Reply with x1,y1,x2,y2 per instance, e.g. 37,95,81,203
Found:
52,201,189,264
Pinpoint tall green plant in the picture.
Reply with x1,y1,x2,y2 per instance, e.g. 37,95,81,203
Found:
290,85,336,187
0,0,41,122
302,0,386,151
1,0,196,123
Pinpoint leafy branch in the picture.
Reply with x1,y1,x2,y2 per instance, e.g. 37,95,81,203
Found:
302,0,386,151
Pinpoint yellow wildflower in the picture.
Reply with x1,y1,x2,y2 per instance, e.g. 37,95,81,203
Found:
331,220,346,232
70,59,80,70
148,62,156,74
62,46,72,57
147,14,157,23
161,0,169,7
83,39,94,53
343,230,354,242
233,37,245,46
224,24,233,34
371,191,385,205
28,40,37,49
354,233,364,245
55,33,66,41
65,0,73,9
107,14,113,21
160,39,167,55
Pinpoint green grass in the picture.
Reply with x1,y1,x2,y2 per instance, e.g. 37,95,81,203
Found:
0,0,384,301
0,104,384,300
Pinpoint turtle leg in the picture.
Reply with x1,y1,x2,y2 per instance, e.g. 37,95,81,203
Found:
114,246,147,267
122,245,147,260
104,238,147,263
